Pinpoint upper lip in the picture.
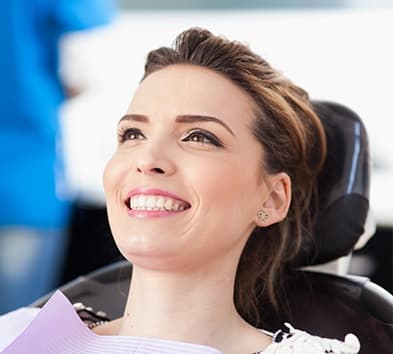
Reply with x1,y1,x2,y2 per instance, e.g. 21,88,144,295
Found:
125,188,191,208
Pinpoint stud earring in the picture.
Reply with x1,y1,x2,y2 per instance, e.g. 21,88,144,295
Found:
257,210,269,222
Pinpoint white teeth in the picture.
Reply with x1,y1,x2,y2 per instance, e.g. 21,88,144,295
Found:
138,195,146,208
164,198,173,211
146,196,155,209
157,196,164,209
129,195,188,212
130,198,134,210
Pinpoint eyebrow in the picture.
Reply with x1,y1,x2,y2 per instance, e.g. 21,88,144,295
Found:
118,114,235,136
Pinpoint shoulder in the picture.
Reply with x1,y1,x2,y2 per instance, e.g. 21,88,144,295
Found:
260,323,360,354
0,307,40,351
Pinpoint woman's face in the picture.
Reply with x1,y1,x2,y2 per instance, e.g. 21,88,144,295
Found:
103,64,272,270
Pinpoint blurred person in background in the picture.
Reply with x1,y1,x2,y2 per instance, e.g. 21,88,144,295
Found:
0,0,116,314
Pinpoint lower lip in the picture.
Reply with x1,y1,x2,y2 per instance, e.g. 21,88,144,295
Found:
127,208,187,218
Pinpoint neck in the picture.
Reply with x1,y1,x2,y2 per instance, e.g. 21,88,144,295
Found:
118,255,246,348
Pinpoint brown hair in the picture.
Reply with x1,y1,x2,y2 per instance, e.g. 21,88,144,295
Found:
142,28,326,326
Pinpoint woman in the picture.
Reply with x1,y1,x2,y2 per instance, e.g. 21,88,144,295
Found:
0,28,360,354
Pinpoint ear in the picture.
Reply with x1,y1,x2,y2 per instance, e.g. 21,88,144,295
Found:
254,172,291,227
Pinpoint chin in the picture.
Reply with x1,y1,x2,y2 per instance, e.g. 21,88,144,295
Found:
123,253,184,272
116,237,181,270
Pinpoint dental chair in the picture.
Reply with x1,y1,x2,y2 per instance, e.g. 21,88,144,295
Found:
32,101,393,354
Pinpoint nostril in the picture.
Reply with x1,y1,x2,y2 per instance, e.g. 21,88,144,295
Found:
136,166,166,174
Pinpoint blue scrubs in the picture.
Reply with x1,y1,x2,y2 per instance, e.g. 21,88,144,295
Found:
0,0,115,313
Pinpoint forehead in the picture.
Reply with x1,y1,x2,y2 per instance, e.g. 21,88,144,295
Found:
128,64,256,125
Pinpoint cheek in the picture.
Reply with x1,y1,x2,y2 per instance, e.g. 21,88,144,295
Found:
103,155,124,196
193,159,259,217
102,158,120,226
102,156,131,249
185,159,261,259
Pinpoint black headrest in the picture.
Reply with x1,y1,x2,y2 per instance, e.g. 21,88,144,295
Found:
297,101,370,266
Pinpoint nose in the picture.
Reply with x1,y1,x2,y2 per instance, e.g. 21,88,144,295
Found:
135,145,176,176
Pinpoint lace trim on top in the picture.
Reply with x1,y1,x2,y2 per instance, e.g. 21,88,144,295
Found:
73,303,360,354
72,302,110,329
254,323,360,354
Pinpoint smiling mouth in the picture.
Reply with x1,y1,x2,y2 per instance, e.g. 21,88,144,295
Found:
125,195,191,212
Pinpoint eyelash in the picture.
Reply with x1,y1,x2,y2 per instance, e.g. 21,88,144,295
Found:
117,127,224,148
118,127,145,143
182,129,224,148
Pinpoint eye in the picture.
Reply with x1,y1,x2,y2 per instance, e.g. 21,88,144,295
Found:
118,127,145,143
182,129,224,148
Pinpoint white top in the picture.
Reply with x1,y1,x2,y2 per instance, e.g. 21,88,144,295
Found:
0,291,360,354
